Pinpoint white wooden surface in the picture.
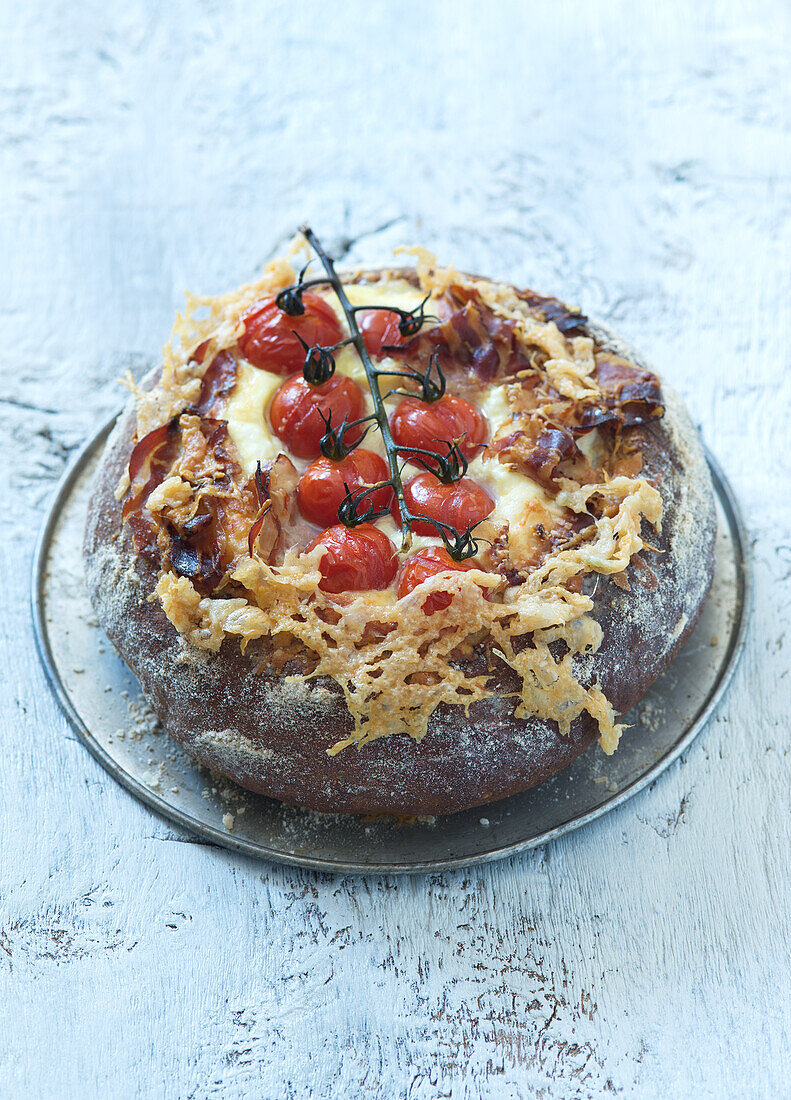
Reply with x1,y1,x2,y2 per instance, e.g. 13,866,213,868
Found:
2,3,789,1097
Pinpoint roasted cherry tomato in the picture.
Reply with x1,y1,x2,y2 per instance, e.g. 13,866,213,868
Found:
306,523,397,593
297,450,392,528
397,546,477,615
389,394,488,463
358,309,406,356
393,471,494,536
269,374,366,459
238,292,343,374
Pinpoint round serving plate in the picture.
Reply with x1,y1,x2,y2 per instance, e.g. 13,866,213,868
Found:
32,416,750,874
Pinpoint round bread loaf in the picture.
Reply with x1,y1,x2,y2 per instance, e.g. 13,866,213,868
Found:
84,279,715,815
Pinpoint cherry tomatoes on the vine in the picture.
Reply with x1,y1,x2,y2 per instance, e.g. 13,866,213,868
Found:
239,292,343,374
389,394,488,463
306,524,397,594
397,546,477,615
269,374,366,459
393,471,494,536
358,309,406,357
297,450,392,528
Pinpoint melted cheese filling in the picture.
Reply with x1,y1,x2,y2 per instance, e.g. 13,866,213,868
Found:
224,365,285,471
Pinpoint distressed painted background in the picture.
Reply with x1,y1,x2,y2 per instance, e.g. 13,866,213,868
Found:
2,2,790,1097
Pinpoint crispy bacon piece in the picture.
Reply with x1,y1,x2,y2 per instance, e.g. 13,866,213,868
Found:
181,512,213,537
576,354,663,429
392,283,662,431
247,466,273,561
121,412,239,579
246,454,298,563
523,426,580,487
168,532,222,583
493,423,581,490
389,284,588,385
194,350,237,417
122,419,182,558
172,415,234,495
123,506,161,559
127,418,178,483
515,288,588,335
390,287,534,383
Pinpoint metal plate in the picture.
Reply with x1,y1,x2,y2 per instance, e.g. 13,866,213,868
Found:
32,416,749,873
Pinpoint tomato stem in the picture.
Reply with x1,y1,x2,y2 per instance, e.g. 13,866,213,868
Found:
296,225,481,561
299,225,419,550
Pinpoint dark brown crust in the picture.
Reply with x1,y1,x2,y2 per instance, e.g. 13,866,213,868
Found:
83,293,716,815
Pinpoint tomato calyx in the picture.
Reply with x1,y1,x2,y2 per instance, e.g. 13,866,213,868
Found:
336,481,394,528
315,405,377,461
432,522,482,562
273,261,342,321
377,349,446,404
290,329,340,386
398,437,469,484
274,262,317,316
391,294,435,339
355,293,436,344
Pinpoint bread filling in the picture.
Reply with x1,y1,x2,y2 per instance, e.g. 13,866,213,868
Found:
123,241,665,755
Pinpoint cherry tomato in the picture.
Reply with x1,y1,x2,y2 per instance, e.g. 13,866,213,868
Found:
358,309,406,356
389,394,488,463
238,292,343,374
269,374,366,459
297,450,392,528
394,472,494,536
306,524,397,593
398,546,477,615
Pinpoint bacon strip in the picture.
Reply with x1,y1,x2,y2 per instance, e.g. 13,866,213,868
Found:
390,289,532,383
194,351,237,417
127,419,177,482
246,455,298,562
576,354,663,429
515,289,588,335
122,419,182,558
391,283,663,431
168,532,222,583
389,283,590,385
122,412,235,575
248,463,273,560
494,424,580,490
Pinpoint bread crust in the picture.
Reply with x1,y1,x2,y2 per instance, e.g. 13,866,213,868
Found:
84,312,716,815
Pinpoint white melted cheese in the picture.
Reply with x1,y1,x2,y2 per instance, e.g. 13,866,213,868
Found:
224,363,285,474
577,427,600,464
470,451,552,526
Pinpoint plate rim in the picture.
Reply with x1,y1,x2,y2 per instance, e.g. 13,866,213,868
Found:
31,414,751,874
